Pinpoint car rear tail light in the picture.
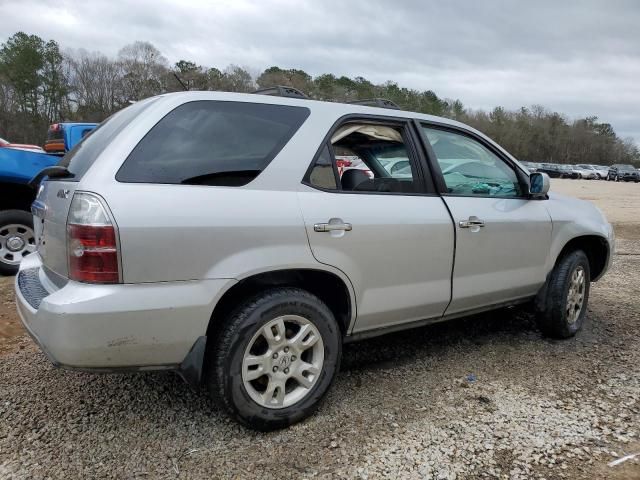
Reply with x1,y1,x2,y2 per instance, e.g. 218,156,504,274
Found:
336,159,352,168
67,193,120,284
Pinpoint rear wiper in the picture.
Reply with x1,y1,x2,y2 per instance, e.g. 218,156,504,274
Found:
180,170,260,186
29,166,74,189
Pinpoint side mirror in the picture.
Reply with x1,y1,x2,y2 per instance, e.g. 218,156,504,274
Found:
529,172,550,197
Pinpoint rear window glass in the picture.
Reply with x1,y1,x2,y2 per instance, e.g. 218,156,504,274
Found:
116,101,310,186
47,127,63,141
59,98,158,180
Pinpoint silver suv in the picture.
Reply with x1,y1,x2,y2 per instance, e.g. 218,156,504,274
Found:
15,91,614,430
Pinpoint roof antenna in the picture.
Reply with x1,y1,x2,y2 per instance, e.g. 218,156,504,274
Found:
173,72,189,91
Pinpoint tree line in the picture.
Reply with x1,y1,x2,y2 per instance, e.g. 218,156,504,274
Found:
1,31,637,166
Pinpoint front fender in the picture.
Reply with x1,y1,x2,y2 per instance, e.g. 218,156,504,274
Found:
545,192,614,278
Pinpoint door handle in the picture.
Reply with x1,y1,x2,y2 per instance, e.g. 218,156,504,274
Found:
314,222,353,232
458,216,485,228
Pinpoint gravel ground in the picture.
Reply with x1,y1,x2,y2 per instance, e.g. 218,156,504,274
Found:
0,179,639,479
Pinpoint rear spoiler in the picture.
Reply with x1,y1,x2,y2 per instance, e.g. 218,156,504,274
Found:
29,166,73,189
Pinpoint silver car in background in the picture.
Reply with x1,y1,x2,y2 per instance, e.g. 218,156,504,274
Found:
15,91,614,430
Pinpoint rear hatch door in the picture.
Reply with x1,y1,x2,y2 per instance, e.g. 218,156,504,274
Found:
32,98,159,278
33,180,77,278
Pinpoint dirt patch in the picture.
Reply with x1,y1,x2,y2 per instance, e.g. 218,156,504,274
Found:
0,178,638,479
0,276,23,355
551,178,640,239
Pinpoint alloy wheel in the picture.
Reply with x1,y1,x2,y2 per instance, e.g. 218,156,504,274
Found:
242,315,324,409
566,265,586,325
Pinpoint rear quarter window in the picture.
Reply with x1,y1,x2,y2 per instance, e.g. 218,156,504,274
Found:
59,98,158,180
116,101,310,186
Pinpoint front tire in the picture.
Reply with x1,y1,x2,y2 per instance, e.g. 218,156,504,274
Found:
206,288,342,431
0,210,36,276
535,250,591,339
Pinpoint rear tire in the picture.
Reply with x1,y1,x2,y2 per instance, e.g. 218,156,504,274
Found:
0,210,36,276
535,250,590,339
205,287,342,431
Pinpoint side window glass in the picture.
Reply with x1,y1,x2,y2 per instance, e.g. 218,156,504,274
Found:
422,126,522,197
308,144,338,190
381,158,411,178
332,123,418,193
117,101,310,186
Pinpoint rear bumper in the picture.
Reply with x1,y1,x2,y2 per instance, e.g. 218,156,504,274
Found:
15,254,235,370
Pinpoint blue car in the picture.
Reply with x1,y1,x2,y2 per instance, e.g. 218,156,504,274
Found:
0,122,97,275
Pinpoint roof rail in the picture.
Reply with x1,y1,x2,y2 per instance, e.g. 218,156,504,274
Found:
348,98,401,110
253,86,309,99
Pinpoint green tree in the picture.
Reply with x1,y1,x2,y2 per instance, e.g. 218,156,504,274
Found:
0,32,44,114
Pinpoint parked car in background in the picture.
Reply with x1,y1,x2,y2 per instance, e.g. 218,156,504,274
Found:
1,122,97,275
15,91,614,431
554,164,580,179
607,164,640,182
0,137,44,153
574,165,598,180
535,163,564,178
519,161,539,173
44,122,97,154
0,148,54,275
589,165,610,179
379,157,412,177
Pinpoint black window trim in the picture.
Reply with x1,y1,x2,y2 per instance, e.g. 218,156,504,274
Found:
413,119,532,200
302,113,438,197
116,100,311,187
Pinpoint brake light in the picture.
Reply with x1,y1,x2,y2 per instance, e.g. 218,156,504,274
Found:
67,193,120,283
336,159,352,168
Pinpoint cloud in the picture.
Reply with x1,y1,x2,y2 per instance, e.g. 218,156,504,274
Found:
1,0,638,142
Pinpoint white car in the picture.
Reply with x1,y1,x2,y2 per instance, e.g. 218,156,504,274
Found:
574,165,599,180
588,165,609,179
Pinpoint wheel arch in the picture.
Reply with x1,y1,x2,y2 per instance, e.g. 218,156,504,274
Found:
0,182,35,212
555,234,610,281
181,267,355,389
206,268,355,341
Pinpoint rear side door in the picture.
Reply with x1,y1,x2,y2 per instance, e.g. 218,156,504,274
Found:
418,123,552,315
298,118,454,333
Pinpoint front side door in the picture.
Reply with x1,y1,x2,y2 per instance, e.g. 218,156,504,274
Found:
298,119,454,333
419,124,552,315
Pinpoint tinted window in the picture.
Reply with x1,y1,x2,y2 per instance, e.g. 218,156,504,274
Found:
117,101,310,186
422,126,523,197
60,98,158,180
308,144,338,190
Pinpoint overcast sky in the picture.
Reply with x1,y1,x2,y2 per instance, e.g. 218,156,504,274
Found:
1,0,639,143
